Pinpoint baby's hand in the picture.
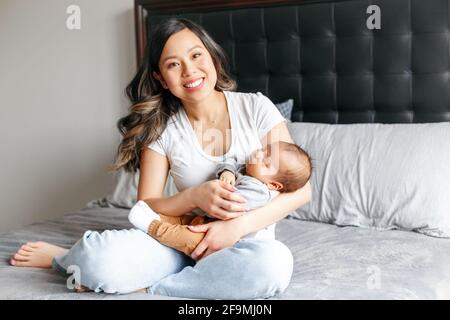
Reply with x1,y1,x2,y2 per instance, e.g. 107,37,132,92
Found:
219,170,236,186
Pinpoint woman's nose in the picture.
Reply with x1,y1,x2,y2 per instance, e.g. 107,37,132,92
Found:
182,61,197,77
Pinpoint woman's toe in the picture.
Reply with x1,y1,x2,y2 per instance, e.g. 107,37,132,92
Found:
10,259,28,267
18,249,31,256
14,253,29,261
21,245,34,252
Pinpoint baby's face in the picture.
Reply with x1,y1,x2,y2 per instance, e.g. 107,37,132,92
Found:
245,143,281,183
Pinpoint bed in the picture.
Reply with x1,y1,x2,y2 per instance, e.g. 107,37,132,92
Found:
2,206,450,299
2,0,450,299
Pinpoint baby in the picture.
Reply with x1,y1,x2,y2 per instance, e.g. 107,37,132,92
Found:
128,141,312,257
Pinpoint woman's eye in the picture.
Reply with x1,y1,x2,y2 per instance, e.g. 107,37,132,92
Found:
193,52,202,59
167,62,178,69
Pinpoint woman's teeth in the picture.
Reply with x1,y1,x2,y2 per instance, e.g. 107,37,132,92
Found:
184,78,203,88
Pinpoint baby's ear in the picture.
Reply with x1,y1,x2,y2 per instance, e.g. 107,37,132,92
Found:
267,181,283,191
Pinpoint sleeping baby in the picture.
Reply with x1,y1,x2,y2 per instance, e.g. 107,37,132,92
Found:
128,141,312,257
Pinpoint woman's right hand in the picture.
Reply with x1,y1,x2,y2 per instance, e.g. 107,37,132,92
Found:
191,179,247,220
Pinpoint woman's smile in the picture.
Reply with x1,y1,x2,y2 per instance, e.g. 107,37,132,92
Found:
183,77,205,91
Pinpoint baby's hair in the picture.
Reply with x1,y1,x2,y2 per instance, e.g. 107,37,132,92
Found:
275,141,312,193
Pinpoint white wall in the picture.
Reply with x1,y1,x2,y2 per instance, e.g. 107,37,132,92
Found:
0,0,136,232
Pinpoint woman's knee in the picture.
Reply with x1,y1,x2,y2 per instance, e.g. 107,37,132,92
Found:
73,230,120,292
70,229,187,294
239,239,294,297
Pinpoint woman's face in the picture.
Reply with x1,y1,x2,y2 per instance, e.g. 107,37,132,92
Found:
154,28,218,104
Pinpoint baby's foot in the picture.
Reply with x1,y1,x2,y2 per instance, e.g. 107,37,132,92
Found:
10,241,68,268
128,200,160,232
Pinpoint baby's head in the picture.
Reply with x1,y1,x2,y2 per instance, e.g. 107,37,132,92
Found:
245,141,312,193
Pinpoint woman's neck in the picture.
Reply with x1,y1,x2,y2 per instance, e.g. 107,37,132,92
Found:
182,90,225,123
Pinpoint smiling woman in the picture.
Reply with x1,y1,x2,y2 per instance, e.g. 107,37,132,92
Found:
110,18,237,172
152,28,220,109
10,18,310,299
5,0,450,301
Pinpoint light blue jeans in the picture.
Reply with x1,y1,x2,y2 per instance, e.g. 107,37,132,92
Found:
52,228,293,299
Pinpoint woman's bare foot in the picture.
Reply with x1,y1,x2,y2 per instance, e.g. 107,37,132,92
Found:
10,242,148,294
10,241,68,268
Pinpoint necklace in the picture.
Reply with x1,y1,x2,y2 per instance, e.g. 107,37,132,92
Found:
190,106,223,130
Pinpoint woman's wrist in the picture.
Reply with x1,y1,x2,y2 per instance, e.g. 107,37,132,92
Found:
233,214,252,238
184,186,199,211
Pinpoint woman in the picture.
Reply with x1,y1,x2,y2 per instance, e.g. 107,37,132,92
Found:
10,18,311,299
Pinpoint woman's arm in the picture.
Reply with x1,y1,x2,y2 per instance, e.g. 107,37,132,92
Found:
188,181,311,260
138,147,196,216
138,147,247,218
189,120,312,259
238,181,311,236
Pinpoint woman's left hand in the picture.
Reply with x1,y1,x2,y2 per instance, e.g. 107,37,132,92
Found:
188,218,246,261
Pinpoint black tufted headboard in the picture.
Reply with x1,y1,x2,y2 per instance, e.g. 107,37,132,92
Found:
135,0,450,124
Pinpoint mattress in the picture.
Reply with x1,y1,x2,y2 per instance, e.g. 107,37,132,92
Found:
1,206,449,299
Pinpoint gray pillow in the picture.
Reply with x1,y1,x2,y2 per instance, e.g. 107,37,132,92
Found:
85,169,176,209
275,99,294,121
104,168,139,208
287,122,450,238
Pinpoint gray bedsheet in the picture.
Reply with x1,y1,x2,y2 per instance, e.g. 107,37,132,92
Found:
1,206,449,299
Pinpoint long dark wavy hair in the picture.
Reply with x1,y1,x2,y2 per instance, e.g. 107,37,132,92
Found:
108,18,236,172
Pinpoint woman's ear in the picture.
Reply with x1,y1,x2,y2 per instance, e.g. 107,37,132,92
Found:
267,181,283,191
152,71,168,89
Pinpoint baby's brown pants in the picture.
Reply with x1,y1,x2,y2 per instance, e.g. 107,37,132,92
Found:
148,214,215,256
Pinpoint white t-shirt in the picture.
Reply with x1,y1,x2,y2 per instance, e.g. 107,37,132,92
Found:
148,91,286,239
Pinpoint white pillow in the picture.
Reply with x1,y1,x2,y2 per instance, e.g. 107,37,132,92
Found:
288,122,450,238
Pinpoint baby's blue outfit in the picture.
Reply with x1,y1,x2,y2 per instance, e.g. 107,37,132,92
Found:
193,159,279,240
52,159,293,298
216,160,280,211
